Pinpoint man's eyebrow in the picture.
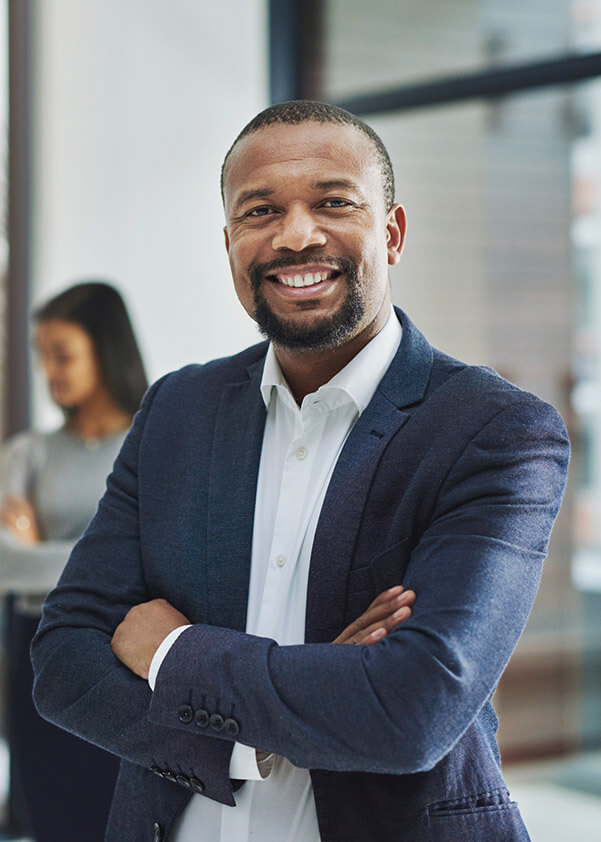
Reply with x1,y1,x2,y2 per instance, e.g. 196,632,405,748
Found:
234,188,274,208
313,179,361,192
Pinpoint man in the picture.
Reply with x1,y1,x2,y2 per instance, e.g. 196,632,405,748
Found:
32,101,569,842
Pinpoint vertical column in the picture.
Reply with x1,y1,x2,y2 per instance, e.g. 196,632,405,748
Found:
5,0,34,437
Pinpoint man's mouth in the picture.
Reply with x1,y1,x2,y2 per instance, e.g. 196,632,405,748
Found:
267,268,340,288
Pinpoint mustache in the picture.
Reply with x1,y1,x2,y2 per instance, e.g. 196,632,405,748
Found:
249,255,355,291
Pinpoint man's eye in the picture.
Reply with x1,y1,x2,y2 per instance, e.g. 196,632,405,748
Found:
322,198,351,208
247,206,274,217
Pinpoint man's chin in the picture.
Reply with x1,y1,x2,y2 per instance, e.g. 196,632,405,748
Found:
256,315,355,351
254,299,363,352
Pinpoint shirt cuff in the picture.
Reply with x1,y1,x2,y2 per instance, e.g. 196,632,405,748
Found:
147,623,274,782
230,744,275,780
148,625,191,691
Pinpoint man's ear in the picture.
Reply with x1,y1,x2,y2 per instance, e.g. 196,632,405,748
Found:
386,204,407,266
223,226,230,255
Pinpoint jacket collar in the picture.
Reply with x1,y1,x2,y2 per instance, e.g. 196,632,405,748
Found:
205,308,434,637
305,308,434,642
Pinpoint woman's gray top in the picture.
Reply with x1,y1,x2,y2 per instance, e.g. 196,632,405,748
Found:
0,427,127,612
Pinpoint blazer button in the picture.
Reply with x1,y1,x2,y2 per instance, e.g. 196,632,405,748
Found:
153,822,163,842
209,713,224,732
163,770,177,783
150,765,164,778
177,704,194,724
176,774,191,789
195,708,210,728
224,717,240,736
190,776,205,794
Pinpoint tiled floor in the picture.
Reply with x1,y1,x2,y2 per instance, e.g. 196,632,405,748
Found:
0,740,599,841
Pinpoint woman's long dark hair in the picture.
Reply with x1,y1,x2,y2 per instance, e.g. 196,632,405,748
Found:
34,281,148,416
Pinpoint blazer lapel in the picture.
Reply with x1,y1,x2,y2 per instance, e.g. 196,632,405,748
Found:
205,356,267,631
305,309,433,643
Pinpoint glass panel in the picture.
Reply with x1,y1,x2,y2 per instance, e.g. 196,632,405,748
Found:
366,79,601,764
321,0,600,101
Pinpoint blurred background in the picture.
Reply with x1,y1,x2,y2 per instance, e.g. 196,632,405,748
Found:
1,1,601,839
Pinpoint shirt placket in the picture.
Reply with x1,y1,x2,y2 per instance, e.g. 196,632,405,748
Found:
254,401,327,643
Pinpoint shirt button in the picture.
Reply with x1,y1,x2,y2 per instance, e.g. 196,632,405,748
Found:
276,554,287,568
295,446,308,460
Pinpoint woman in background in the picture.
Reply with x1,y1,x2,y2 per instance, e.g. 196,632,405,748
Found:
0,281,148,842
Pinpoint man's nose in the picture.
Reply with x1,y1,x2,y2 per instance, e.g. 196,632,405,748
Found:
271,206,327,252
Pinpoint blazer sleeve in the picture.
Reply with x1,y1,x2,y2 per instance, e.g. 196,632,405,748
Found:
147,392,569,776
30,376,238,807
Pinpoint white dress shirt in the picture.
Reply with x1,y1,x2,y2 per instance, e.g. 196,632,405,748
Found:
150,309,402,841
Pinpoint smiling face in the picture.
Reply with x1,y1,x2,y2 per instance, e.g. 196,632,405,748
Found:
222,121,406,357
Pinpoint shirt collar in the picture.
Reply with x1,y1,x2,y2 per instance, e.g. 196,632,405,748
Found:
260,307,402,414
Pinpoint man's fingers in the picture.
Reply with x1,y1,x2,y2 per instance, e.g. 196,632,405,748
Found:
350,604,413,644
357,587,415,628
332,587,416,644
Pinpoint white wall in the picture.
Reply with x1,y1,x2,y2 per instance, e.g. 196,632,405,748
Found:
31,0,268,423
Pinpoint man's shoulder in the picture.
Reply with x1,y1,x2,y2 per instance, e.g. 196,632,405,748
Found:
391,308,555,419
140,340,269,422
426,346,565,434
167,340,269,386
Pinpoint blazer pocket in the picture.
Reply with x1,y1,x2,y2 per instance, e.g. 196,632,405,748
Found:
428,787,513,817
426,789,527,842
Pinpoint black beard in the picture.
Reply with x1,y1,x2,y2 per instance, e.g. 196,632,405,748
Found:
249,256,364,350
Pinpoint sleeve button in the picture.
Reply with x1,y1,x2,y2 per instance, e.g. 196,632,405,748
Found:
224,717,240,736
209,713,225,732
194,708,210,728
176,774,192,789
177,704,194,724
190,776,205,794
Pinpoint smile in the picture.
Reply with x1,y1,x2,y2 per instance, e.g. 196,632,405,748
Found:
269,268,339,288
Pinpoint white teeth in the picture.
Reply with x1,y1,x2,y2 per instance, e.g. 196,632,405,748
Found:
278,270,331,287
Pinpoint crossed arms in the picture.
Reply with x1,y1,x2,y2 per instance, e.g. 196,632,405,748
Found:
110,586,416,682
31,368,569,804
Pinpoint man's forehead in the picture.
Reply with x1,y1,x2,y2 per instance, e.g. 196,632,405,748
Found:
223,121,378,196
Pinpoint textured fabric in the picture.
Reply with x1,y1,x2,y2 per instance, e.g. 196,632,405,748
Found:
31,309,569,842
7,611,120,842
170,311,401,840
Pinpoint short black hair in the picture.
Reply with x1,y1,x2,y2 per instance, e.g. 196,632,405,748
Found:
221,100,395,210
34,281,148,417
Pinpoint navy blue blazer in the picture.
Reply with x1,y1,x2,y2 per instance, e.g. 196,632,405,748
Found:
32,309,569,842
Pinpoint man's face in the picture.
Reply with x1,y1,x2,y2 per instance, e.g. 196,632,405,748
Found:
223,121,406,352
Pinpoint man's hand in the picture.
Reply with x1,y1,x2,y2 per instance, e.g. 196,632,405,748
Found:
111,585,416,681
333,585,415,645
0,496,41,544
111,598,191,680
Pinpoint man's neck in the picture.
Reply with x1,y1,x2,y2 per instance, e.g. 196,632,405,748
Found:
274,313,391,405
